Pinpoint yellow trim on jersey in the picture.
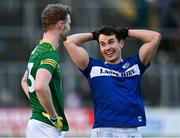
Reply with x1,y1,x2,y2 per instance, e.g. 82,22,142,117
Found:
41,58,57,68
39,41,56,50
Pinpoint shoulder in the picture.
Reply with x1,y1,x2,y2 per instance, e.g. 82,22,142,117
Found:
125,54,139,61
42,51,58,58
80,57,104,77
84,57,105,71
125,54,150,73
125,54,144,65
31,43,59,60
89,57,104,65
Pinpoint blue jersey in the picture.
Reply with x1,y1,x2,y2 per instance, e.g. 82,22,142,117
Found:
80,54,149,128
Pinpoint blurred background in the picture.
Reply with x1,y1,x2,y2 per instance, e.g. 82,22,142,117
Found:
0,0,180,137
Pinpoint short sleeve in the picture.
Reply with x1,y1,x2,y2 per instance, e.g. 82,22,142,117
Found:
133,54,150,74
39,51,59,74
79,57,95,78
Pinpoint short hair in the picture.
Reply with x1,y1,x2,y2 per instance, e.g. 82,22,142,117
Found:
41,3,71,32
96,25,124,42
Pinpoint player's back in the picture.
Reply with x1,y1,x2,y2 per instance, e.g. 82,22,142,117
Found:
26,42,69,131
26,42,56,124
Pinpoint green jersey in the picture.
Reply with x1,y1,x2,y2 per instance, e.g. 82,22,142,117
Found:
26,42,69,131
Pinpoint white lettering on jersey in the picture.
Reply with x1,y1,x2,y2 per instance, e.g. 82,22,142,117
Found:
90,64,140,78
27,62,35,93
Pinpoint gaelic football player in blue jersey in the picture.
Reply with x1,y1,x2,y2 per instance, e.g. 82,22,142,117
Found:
63,26,161,138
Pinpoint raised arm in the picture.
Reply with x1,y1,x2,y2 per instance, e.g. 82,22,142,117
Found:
63,33,93,70
128,29,161,65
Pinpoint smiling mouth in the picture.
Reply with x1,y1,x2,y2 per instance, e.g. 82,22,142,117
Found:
105,50,114,57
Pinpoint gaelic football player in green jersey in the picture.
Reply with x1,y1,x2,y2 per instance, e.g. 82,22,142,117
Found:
21,3,71,138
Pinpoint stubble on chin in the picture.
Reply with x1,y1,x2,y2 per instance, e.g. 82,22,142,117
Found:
59,32,68,42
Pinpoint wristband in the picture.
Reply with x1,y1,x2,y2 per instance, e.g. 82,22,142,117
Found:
91,31,97,40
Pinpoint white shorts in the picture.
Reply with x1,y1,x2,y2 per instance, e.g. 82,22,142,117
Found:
90,127,142,138
26,119,65,138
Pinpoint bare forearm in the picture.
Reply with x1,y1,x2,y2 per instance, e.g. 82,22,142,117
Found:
36,85,57,118
128,29,161,43
63,33,91,70
128,29,161,64
66,33,93,45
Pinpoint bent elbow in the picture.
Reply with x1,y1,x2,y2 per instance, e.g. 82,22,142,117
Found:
34,83,44,93
63,39,73,47
154,32,161,42
156,32,161,41
151,32,161,46
21,79,24,88
21,78,26,88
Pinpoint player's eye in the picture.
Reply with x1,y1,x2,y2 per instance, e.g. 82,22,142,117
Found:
108,40,114,45
99,42,105,47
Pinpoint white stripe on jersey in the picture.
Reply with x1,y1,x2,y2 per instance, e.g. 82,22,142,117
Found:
90,64,140,78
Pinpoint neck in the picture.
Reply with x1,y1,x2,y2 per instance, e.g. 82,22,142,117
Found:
115,55,123,64
41,31,60,49
105,57,123,64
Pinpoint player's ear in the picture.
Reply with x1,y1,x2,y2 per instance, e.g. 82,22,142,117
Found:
57,20,64,30
119,39,124,48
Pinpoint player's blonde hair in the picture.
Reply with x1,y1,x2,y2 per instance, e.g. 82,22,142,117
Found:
41,3,71,32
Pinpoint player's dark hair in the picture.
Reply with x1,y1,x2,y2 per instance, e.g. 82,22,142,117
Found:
96,25,128,42
41,3,71,32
